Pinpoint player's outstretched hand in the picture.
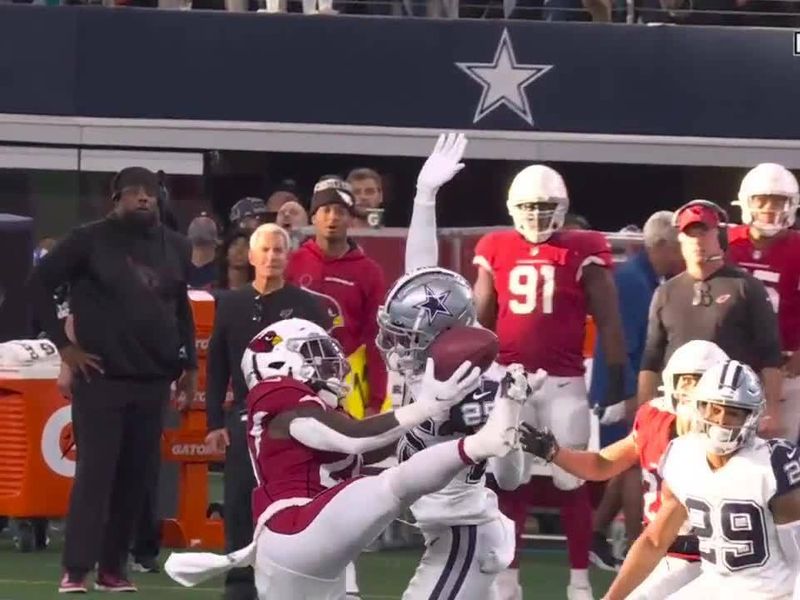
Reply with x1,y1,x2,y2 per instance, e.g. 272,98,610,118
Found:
519,423,560,463
416,132,468,194
419,357,481,410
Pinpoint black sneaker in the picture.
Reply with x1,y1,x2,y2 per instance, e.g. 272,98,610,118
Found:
130,557,160,574
589,532,621,572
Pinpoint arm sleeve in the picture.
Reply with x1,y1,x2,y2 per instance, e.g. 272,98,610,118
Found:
404,190,438,272
205,298,229,431
26,228,91,349
640,286,668,373
745,276,783,369
364,263,388,412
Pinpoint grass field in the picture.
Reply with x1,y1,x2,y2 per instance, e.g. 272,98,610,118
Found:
0,536,615,599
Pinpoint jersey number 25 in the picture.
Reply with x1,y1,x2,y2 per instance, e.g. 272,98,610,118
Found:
508,265,556,315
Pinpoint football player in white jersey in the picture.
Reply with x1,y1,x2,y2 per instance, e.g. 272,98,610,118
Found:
521,339,729,600
375,133,543,599
602,359,800,600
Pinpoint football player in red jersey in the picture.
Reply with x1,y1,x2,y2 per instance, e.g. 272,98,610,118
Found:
728,163,800,443
165,318,544,600
519,340,728,599
473,165,628,600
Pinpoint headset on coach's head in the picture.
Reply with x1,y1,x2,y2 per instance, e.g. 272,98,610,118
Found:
672,199,730,251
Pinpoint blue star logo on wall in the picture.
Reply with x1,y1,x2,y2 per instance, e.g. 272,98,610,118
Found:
414,286,453,326
456,28,553,127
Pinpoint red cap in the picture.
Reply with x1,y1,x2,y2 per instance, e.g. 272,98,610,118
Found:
676,205,720,232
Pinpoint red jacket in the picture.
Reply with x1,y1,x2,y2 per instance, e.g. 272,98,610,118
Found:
286,239,387,412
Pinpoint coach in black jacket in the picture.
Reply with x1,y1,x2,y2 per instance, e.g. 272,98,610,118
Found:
28,167,197,593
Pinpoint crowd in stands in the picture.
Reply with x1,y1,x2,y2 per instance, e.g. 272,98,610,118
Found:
3,0,798,27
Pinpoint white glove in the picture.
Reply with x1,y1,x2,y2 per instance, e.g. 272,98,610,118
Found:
500,364,534,402
595,401,626,426
395,358,481,427
416,132,468,197
526,368,548,396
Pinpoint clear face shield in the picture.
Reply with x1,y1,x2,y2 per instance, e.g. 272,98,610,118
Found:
288,335,351,401
693,400,756,456
376,309,433,376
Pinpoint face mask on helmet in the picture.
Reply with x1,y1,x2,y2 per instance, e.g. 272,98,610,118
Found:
507,201,566,244
243,327,350,408
376,268,477,378
735,163,800,237
506,165,569,244
693,400,758,456
742,195,795,236
668,373,700,406
376,312,432,376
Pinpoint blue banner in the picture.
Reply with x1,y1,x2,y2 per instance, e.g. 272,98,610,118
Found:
1,5,798,139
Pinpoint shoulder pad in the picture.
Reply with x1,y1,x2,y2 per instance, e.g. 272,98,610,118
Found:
246,377,320,411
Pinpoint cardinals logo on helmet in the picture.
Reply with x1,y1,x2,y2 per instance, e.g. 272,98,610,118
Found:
248,331,283,353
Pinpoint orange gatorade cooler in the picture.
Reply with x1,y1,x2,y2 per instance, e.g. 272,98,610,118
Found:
0,340,72,518
160,291,225,549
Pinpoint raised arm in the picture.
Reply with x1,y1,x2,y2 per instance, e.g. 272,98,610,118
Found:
405,133,467,273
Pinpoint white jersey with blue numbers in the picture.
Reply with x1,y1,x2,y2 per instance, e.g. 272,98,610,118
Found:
397,363,506,528
661,433,800,599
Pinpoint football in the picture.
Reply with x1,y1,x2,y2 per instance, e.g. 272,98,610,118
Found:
428,325,499,380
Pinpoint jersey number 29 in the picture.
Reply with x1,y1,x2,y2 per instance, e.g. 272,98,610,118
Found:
509,265,556,315
685,497,769,571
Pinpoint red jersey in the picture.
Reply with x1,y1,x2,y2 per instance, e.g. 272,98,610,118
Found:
245,377,359,520
633,399,699,561
286,239,387,410
473,229,613,376
727,226,800,352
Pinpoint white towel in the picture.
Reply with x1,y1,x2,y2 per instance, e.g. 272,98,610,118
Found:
165,541,258,587
165,497,310,588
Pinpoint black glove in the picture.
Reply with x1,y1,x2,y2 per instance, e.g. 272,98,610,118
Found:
519,422,559,463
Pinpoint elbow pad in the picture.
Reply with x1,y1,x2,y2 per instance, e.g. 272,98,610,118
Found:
288,418,403,455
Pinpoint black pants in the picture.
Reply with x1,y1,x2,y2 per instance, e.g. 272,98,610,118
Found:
62,376,168,577
223,412,257,598
131,457,162,561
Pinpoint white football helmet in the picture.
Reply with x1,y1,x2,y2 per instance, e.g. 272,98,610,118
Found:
241,318,350,408
507,165,569,244
662,340,729,423
734,163,799,236
691,359,764,456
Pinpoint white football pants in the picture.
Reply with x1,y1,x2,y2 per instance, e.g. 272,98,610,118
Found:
401,514,515,600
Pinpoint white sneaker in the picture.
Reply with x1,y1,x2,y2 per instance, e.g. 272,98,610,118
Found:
567,583,594,600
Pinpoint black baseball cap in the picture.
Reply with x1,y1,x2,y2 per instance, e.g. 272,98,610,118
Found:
310,177,356,216
111,167,159,199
